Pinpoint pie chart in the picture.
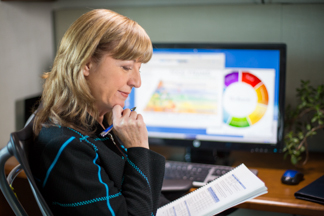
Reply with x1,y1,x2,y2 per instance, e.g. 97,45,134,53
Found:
223,71,269,127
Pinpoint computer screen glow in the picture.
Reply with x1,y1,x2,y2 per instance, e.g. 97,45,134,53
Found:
125,43,286,152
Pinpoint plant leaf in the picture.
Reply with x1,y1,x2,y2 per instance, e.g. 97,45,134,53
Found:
291,155,298,165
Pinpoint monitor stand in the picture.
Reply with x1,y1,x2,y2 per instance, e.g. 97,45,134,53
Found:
184,147,232,166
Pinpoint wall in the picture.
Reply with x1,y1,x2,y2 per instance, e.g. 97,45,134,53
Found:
54,3,324,151
0,1,54,148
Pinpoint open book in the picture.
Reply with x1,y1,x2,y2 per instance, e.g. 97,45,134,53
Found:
157,164,267,216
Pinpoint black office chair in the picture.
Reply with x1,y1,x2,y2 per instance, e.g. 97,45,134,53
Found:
0,113,53,216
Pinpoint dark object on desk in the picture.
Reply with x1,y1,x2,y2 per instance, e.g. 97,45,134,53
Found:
281,169,304,185
161,179,193,192
295,175,324,205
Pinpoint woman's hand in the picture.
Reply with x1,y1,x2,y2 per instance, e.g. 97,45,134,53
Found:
111,105,149,149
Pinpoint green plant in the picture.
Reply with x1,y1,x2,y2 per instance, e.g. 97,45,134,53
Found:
284,80,324,165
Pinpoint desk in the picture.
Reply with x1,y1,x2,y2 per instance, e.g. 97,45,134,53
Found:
230,151,324,216
152,146,324,216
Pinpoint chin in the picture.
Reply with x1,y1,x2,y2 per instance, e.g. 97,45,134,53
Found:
109,98,126,109
114,101,126,109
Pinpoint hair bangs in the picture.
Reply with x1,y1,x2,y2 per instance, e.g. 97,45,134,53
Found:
111,22,152,63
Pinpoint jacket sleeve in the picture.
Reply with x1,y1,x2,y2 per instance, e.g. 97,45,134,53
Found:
35,135,165,216
122,147,166,215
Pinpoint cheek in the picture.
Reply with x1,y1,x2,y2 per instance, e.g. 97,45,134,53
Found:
96,70,112,89
87,75,109,99
110,74,127,88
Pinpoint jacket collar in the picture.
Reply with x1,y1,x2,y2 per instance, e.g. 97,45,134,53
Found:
86,113,110,138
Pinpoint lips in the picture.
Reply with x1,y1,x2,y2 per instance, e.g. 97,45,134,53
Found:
119,91,130,98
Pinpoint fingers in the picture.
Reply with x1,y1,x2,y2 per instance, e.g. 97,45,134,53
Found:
134,113,144,122
112,106,140,127
112,105,123,120
121,108,135,118
111,106,148,149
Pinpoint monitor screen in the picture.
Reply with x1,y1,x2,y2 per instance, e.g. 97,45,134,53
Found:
125,43,286,154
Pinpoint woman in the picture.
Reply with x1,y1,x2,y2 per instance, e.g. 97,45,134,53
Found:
30,9,166,215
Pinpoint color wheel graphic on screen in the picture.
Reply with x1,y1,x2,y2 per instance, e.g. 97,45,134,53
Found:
223,71,269,127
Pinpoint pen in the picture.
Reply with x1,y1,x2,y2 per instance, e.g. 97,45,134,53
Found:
100,107,136,137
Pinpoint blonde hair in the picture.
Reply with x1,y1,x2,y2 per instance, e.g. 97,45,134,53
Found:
34,9,152,135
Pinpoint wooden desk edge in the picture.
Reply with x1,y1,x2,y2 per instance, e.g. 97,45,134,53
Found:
5,157,26,178
237,198,324,216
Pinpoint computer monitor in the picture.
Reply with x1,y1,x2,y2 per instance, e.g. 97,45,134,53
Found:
23,95,42,124
125,43,286,163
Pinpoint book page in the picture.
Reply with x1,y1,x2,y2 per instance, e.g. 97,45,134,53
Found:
157,164,267,216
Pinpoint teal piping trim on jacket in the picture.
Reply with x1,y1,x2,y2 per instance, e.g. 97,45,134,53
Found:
94,137,110,141
52,192,122,207
66,127,115,215
93,152,115,216
67,127,98,151
42,136,76,188
126,158,150,188
79,135,89,142
120,144,127,152
66,127,83,137
65,127,153,215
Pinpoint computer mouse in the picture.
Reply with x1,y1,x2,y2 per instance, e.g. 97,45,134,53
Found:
281,169,304,185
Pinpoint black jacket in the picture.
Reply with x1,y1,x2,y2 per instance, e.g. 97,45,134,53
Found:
29,118,165,216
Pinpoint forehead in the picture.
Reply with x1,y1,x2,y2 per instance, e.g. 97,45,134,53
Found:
97,55,142,66
108,55,142,64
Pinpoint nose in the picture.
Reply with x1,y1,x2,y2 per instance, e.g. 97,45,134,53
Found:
128,64,141,88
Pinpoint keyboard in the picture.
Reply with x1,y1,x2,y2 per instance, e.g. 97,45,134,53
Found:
163,160,258,188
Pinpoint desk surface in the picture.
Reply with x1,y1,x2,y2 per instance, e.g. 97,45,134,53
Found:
5,148,324,216
152,146,324,216
230,151,324,216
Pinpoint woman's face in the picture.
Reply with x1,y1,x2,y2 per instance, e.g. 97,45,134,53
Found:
83,54,142,116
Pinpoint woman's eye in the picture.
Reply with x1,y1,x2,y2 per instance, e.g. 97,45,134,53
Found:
122,66,132,71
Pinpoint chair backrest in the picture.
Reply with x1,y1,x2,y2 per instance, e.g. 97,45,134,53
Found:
0,113,53,216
